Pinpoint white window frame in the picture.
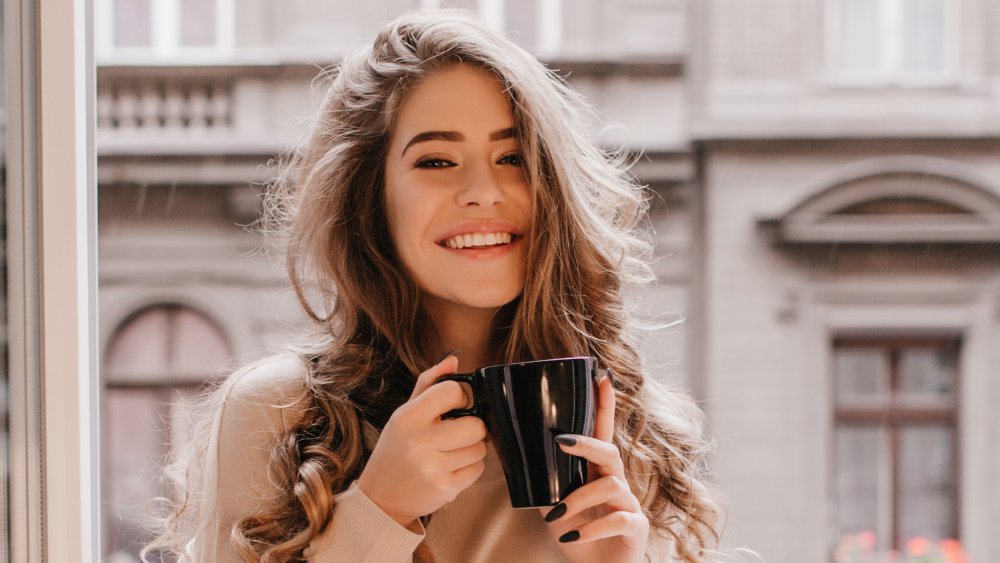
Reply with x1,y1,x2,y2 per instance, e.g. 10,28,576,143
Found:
4,0,99,560
95,0,235,63
825,0,961,87
421,0,562,57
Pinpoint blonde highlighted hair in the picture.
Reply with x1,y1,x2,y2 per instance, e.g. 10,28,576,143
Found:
146,9,723,562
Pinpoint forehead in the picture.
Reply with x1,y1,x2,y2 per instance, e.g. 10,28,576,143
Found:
390,64,515,140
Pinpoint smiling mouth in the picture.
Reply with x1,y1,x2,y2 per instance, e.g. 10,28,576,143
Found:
440,232,516,249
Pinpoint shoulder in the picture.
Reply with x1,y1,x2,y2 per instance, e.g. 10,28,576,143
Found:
215,352,314,434
225,352,311,402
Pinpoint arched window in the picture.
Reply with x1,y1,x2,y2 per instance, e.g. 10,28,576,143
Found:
759,157,1000,245
102,303,231,561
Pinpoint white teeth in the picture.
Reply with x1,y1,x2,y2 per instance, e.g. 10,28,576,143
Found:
444,232,514,249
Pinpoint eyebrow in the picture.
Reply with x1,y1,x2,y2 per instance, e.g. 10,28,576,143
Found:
401,127,516,157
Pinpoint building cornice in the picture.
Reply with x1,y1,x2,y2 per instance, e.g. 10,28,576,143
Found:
97,55,686,81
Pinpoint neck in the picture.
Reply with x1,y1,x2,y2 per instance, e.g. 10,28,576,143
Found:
424,297,500,373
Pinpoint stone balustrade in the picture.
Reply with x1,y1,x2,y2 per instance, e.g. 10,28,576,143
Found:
97,78,232,133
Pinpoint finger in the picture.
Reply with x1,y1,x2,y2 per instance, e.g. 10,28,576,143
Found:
555,434,624,478
441,440,488,470
434,416,488,450
559,510,648,547
450,458,486,490
410,352,460,399
594,371,615,443
542,476,639,524
412,380,470,420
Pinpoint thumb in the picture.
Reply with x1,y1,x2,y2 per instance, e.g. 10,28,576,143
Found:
594,370,616,442
410,351,461,400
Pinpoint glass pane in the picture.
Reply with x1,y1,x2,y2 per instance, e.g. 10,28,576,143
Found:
901,0,946,73
180,0,217,47
899,425,956,544
103,390,167,561
106,305,231,382
506,0,538,52
113,0,153,48
440,0,479,11
836,0,881,73
104,387,199,561
105,307,170,379
835,348,887,401
835,426,890,554
172,307,230,374
899,348,956,397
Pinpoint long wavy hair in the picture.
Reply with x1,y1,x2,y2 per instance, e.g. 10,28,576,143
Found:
146,9,723,563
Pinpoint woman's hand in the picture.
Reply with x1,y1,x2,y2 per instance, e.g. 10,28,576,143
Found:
357,354,486,529
539,374,649,563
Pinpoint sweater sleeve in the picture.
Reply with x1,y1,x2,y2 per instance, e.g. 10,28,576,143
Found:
188,354,424,563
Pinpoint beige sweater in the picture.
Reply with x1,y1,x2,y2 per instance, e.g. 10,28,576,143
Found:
189,354,673,562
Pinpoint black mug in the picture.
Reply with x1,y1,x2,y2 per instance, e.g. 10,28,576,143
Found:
439,356,600,508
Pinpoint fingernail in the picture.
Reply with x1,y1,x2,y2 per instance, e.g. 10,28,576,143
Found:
605,368,616,387
544,503,567,523
554,435,578,447
558,530,580,543
435,349,461,365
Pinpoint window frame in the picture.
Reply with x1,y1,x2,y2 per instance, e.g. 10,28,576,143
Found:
824,0,962,88
100,301,232,558
4,0,99,561
95,0,235,63
832,336,962,554
420,0,563,56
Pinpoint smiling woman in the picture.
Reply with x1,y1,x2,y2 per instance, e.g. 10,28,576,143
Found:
385,65,532,323
144,9,723,563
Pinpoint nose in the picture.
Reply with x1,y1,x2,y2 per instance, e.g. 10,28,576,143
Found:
456,162,505,207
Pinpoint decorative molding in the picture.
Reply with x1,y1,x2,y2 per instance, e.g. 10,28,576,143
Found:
759,156,1000,244
811,281,980,307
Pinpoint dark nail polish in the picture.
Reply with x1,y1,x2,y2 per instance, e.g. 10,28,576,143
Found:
544,503,567,522
435,349,461,365
554,435,578,447
558,530,580,543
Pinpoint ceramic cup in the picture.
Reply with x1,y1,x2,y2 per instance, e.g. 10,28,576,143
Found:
438,356,600,508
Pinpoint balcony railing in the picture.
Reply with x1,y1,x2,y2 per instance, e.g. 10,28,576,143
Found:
98,78,232,133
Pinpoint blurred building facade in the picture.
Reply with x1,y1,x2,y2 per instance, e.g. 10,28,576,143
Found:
96,0,1000,561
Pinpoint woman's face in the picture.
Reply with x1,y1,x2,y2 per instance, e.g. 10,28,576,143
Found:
384,64,532,315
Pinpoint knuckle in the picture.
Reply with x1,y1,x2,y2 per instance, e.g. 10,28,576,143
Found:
599,475,622,495
386,409,410,430
612,511,631,528
610,475,630,493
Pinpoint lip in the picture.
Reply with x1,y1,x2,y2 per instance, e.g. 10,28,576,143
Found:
434,220,526,246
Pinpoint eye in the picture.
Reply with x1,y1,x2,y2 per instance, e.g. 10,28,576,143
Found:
415,157,456,169
497,152,523,167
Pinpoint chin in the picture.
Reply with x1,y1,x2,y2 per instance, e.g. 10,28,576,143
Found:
462,291,522,310
442,286,523,311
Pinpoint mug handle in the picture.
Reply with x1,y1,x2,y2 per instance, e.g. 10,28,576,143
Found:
436,373,480,419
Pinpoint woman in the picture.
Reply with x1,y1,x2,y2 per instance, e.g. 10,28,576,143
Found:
146,9,723,563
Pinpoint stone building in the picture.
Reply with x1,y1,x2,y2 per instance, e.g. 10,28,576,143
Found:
96,0,1000,561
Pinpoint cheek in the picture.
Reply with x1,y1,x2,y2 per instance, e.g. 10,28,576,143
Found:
385,183,435,262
